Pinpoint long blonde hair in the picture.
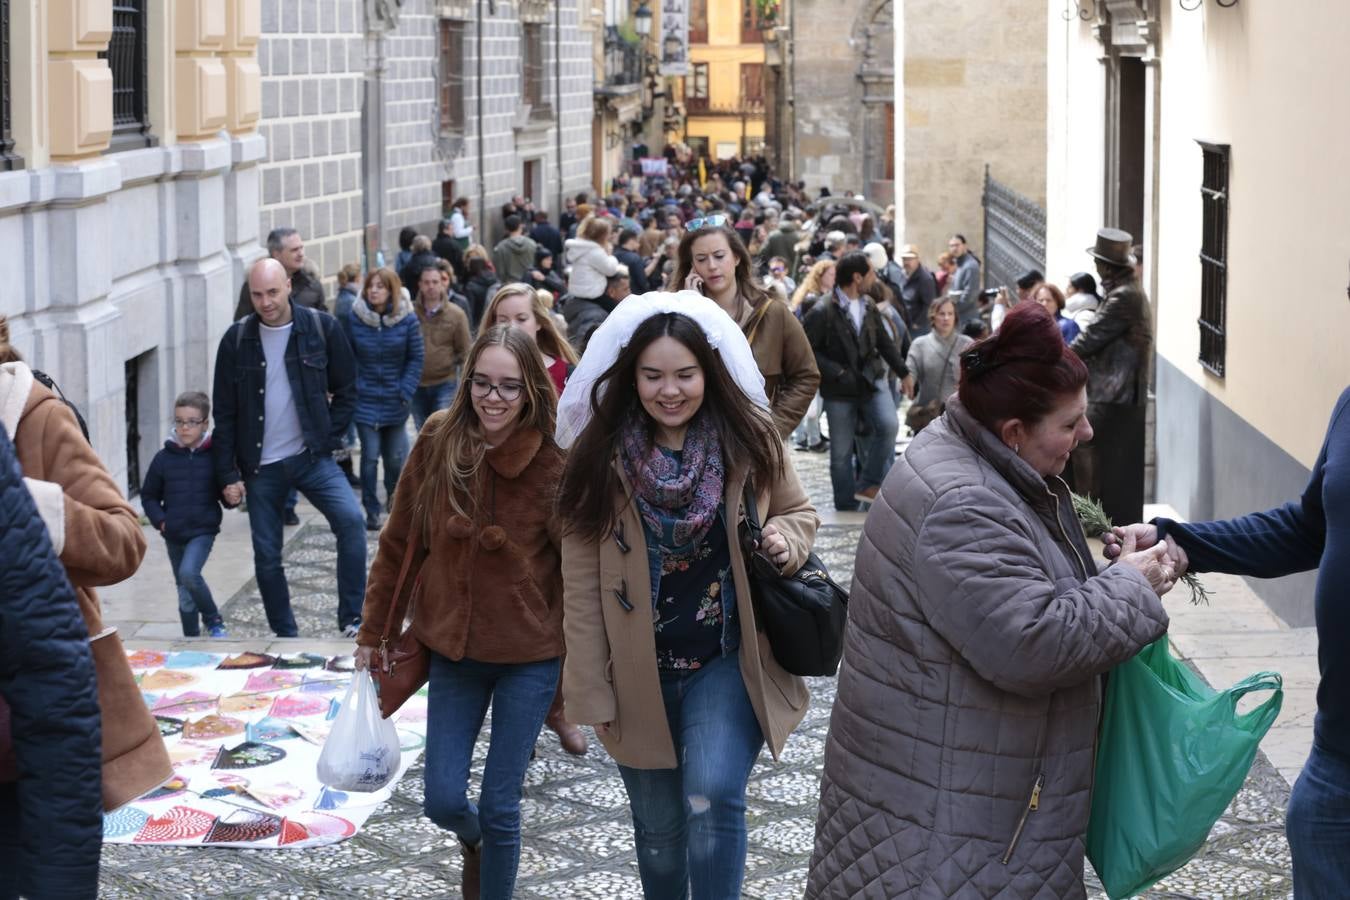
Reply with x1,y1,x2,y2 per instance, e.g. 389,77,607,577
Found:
407,326,558,538
791,259,835,310
478,282,578,366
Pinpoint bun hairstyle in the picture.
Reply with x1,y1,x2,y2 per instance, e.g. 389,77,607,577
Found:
957,302,1087,430
0,315,21,364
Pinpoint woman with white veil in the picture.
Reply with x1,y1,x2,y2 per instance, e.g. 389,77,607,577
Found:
555,292,820,900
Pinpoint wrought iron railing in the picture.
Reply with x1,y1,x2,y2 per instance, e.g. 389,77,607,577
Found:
603,27,642,90
981,165,1047,293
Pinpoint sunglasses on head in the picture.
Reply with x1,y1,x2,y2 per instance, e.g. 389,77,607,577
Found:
685,214,728,231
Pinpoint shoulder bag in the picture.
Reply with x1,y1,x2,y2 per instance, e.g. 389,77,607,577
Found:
904,336,959,435
739,486,849,677
369,536,430,719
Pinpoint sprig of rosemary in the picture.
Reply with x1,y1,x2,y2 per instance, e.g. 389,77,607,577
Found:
1071,492,1212,606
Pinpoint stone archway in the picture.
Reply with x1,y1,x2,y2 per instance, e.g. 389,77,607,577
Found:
855,0,894,204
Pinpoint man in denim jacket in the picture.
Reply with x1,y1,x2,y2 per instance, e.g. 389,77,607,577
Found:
213,258,366,637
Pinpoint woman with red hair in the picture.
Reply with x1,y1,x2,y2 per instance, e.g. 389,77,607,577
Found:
808,302,1178,898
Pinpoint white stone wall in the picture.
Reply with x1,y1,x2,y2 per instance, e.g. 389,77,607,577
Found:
257,0,366,292
0,135,266,494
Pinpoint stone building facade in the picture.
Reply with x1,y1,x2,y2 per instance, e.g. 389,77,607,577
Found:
256,0,595,287
0,0,263,495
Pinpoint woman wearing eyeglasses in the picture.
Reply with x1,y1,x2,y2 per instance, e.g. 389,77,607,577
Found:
669,218,820,437
354,326,567,900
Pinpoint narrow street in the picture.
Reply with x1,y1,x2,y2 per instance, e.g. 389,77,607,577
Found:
99,447,1297,899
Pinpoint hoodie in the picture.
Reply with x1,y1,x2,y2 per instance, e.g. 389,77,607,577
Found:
492,233,539,284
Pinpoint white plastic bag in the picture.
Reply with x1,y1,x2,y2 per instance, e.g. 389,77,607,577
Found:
316,670,402,792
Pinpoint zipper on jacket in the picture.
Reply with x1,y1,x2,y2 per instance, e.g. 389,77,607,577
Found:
1048,492,1090,581
1001,772,1045,865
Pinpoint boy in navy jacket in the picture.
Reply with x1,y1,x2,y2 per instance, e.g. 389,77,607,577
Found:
141,391,227,637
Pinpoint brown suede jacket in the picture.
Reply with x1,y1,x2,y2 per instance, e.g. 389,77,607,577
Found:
357,421,566,663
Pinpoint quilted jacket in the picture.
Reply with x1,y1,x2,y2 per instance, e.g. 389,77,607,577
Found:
343,294,424,427
807,397,1169,899
0,422,104,899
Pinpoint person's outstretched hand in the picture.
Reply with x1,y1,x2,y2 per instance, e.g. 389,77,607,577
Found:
1114,529,1178,597
1102,523,1158,561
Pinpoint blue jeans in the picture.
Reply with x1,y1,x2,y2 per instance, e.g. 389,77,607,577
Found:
412,380,457,432
617,652,765,900
1287,742,1350,897
244,451,367,635
356,421,409,519
822,377,899,511
423,653,560,900
165,534,221,636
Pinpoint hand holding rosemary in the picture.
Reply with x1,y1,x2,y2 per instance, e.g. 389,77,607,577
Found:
1072,493,1213,605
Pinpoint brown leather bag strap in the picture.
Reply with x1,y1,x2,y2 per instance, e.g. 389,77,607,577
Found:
380,537,425,642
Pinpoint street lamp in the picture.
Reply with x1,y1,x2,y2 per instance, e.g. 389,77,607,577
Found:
633,0,652,39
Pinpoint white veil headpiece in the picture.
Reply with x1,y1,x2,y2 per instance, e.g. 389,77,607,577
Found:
554,290,769,449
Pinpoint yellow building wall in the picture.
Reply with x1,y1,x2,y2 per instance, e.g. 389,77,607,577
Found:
686,0,766,153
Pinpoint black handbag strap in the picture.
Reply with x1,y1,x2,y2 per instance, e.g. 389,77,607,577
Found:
741,484,764,546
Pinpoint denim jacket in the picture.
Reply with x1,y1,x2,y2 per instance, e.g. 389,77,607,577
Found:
211,303,357,486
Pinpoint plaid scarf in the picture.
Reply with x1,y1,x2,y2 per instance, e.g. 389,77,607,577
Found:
620,411,725,554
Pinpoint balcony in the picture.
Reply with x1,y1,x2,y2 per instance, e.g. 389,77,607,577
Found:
596,27,642,97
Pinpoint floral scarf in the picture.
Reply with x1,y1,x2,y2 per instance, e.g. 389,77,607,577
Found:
620,411,725,554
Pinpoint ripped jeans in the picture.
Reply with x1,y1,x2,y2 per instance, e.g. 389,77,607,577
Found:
616,651,765,900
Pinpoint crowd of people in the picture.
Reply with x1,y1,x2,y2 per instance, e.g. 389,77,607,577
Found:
0,151,1346,900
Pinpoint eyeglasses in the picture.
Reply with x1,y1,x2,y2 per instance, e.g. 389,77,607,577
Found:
173,418,205,428
770,267,786,274
468,375,524,402
685,214,728,231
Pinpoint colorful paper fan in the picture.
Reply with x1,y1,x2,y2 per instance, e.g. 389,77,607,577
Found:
164,650,223,669
273,653,328,670
103,806,149,839
217,652,276,670
203,809,283,844
133,805,216,843
269,693,328,719
141,669,198,690
245,717,300,743
245,781,304,810
141,773,189,801
167,739,218,768
244,670,302,693
126,650,167,670
278,818,311,846
212,741,287,770
313,786,348,810
183,714,246,741
220,692,274,714
154,716,185,737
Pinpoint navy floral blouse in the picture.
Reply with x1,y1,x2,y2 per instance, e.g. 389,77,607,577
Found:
643,510,740,672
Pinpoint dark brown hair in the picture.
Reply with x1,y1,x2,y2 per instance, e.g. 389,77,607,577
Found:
958,302,1088,430
668,224,774,311
558,312,784,543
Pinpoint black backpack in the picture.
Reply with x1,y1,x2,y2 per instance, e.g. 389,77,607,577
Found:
30,369,91,445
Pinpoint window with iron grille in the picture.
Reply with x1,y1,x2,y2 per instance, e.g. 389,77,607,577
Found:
439,19,466,134
685,63,708,114
1197,141,1229,376
99,0,152,151
522,22,548,115
0,0,17,170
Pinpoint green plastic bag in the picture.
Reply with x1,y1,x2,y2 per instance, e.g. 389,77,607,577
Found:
1085,636,1283,899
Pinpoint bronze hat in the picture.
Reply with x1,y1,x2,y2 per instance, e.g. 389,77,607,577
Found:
1086,228,1137,267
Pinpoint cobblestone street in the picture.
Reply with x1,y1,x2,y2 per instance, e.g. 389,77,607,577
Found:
100,449,1297,898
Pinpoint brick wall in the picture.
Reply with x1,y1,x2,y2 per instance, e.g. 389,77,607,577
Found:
257,0,365,295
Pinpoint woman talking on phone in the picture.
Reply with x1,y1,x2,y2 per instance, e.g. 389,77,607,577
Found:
668,217,819,437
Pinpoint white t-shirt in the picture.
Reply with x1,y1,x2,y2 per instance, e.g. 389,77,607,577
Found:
258,322,306,465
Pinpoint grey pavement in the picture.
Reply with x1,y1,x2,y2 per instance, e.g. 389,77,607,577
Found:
99,444,1305,897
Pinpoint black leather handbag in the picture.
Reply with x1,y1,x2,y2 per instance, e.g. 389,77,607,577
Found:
740,487,849,677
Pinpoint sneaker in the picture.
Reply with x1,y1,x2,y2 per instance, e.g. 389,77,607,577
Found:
365,514,382,531
792,441,811,452
808,439,829,453
341,622,361,639
283,509,301,527
854,485,880,505
208,623,229,639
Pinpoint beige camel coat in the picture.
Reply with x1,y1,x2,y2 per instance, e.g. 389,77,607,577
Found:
561,455,820,768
